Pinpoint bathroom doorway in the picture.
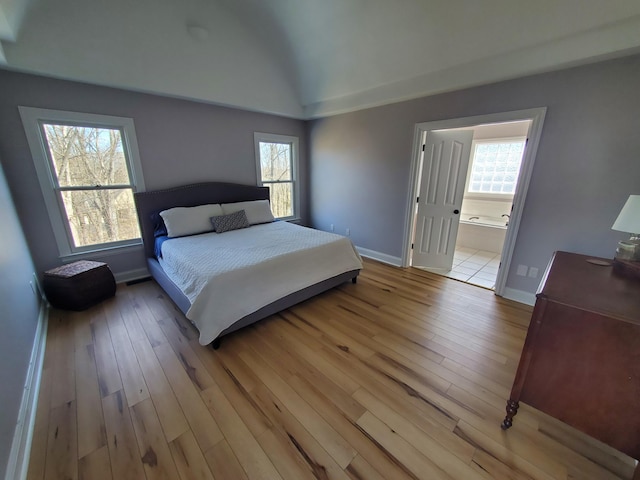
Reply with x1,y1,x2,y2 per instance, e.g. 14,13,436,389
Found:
403,108,546,298
450,121,530,289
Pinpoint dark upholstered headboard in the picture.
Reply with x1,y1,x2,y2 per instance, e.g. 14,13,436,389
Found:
134,182,270,258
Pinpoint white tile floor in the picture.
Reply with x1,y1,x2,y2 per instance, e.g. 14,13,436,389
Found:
447,247,501,289
414,247,501,289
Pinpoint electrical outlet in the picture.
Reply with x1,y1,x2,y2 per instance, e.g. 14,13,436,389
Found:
516,264,528,276
528,267,539,278
346,228,350,236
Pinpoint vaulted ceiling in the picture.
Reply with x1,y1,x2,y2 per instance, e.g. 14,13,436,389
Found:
2,0,640,118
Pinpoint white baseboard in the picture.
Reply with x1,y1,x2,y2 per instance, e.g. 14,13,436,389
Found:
114,267,150,284
501,287,536,306
356,246,403,267
5,301,48,480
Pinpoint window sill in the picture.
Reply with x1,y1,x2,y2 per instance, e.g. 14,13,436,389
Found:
60,241,143,263
464,194,514,202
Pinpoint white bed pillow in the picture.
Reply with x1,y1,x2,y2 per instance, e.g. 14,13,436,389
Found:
160,203,223,237
221,200,275,225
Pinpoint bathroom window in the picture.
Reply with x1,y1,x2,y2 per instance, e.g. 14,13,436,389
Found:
467,138,526,196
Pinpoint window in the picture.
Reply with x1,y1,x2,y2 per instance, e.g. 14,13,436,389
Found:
466,138,526,196
20,107,145,258
254,132,299,220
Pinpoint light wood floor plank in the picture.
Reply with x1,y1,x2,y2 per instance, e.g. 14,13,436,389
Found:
453,419,559,480
157,316,216,392
104,298,150,407
169,430,215,480
27,259,637,480
78,445,112,480
356,410,453,480
345,454,389,480
288,374,415,480
238,343,357,469
195,345,274,439
129,397,181,480
134,282,173,346
44,400,77,480
154,342,224,451
131,337,189,442
92,305,123,397
255,427,319,480
249,383,350,480
200,383,283,480
102,390,146,480
49,313,76,408
354,387,483,479
74,343,107,459
203,440,249,480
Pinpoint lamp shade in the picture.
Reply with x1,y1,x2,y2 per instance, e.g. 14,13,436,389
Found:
612,195,640,234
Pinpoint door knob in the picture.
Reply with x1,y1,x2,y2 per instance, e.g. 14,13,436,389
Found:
453,209,460,214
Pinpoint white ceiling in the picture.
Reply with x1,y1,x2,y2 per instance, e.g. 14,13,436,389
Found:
2,0,640,118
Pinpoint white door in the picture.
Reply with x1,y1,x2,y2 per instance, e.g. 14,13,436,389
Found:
412,130,473,269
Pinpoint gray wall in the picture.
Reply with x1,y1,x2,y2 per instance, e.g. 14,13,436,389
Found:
0,70,308,278
0,159,41,479
309,54,640,294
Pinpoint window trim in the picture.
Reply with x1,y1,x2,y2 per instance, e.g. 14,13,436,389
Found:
464,136,526,200
253,132,299,221
19,107,146,259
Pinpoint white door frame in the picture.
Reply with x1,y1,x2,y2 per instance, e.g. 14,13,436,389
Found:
402,107,547,297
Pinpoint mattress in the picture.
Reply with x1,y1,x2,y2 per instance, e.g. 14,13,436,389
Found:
158,221,362,344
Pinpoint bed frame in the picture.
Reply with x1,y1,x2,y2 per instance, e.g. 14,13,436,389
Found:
134,182,360,348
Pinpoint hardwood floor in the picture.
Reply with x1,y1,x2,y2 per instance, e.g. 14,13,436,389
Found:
27,258,637,480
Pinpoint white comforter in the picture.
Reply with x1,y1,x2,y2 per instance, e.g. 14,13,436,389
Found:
158,221,362,344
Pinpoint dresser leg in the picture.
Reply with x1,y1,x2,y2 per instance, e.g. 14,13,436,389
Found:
501,399,519,430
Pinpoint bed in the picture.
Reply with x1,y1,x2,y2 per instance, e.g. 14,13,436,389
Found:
134,182,362,348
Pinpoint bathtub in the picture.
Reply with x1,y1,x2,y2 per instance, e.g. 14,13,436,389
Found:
457,215,507,253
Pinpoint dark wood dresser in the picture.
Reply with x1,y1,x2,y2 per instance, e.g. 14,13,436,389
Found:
502,251,640,478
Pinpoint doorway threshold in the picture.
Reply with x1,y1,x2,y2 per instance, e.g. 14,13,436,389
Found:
416,247,500,290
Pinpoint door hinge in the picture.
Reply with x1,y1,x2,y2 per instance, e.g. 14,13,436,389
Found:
416,196,420,203
411,243,414,249
525,138,529,146
422,144,425,151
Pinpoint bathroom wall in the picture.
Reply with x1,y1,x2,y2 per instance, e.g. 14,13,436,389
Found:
460,199,511,224
457,223,507,253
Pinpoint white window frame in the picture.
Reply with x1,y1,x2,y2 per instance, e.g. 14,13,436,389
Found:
19,106,146,259
253,132,299,221
463,136,526,201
